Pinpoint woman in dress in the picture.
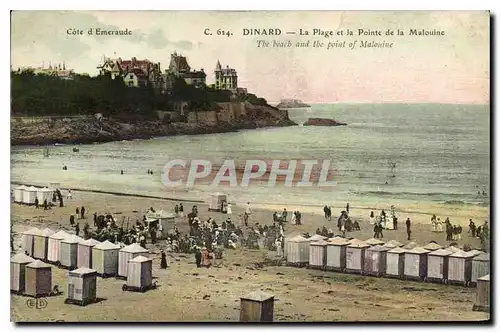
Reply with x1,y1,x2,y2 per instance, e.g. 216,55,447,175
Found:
369,211,375,225
226,202,232,215
160,249,168,269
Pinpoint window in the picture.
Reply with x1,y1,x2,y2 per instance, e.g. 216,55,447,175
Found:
128,81,134,87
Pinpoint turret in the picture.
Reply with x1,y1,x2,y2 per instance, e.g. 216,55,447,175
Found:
215,60,222,72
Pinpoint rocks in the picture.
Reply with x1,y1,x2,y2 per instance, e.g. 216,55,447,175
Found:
303,118,347,127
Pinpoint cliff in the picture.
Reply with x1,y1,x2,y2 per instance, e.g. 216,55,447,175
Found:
303,118,347,126
11,102,297,146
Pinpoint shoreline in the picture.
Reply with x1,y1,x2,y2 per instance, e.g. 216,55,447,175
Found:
11,181,489,227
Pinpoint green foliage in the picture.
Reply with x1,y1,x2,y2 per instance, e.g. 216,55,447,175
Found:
11,71,268,117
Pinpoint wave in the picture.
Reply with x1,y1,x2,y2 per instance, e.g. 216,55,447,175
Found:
352,190,472,198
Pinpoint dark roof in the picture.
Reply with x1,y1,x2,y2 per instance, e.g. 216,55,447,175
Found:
183,71,206,79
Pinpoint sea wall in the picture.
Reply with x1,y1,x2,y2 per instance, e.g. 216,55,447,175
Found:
11,102,297,146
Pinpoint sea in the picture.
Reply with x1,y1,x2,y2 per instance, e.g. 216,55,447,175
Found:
10,103,490,211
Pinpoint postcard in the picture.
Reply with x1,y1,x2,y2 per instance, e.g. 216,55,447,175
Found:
10,10,490,322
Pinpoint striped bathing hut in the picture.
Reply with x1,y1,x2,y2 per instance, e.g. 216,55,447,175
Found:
447,250,480,287
33,228,54,261
11,253,35,293
472,274,490,312
77,238,101,269
118,243,149,278
308,239,329,270
325,237,349,272
363,245,390,277
426,248,453,284
286,235,310,267
60,235,83,270
126,255,153,291
346,242,371,274
404,247,429,281
24,260,52,298
471,252,490,286
92,240,120,277
385,247,407,278
47,230,71,263
22,227,41,257
66,267,98,306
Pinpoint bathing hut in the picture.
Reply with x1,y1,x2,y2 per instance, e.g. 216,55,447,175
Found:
47,230,71,263
24,260,52,298
446,246,461,253
23,186,38,205
118,243,149,278
22,227,41,257
423,242,443,251
92,240,120,277
447,250,478,286
345,242,371,274
36,187,52,204
472,275,490,312
145,210,176,238
426,248,453,284
77,238,101,269
385,247,407,278
60,235,82,270
471,253,490,285
123,255,154,292
468,249,484,256
308,239,328,269
65,267,97,306
347,238,365,245
14,185,27,203
286,235,310,267
403,247,429,281
363,245,390,277
326,237,349,272
364,238,385,246
208,193,227,211
403,241,419,250
240,290,275,322
11,253,35,293
33,228,54,261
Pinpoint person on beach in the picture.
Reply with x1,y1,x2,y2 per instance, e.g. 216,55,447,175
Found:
243,212,249,227
195,247,202,267
469,219,476,237
323,205,329,219
445,219,452,241
431,214,437,231
436,218,443,232
179,203,184,217
282,208,288,223
346,203,350,214
43,199,48,210
67,189,72,199
34,197,39,209
160,250,168,269
76,207,80,217
75,223,80,236
369,211,375,225
226,203,232,215
290,211,296,225
120,170,124,175
70,214,75,226
174,205,179,216
52,192,57,203
406,218,412,240
81,206,86,219
245,202,252,215
392,216,398,230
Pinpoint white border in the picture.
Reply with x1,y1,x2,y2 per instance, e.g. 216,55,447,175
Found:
2,1,497,331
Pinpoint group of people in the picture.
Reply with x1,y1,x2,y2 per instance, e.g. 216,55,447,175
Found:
272,208,302,225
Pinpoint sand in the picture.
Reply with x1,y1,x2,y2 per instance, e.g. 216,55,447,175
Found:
10,190,490,322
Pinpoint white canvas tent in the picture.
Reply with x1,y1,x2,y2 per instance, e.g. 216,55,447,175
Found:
23,186,38,205
14,185,28,203
208,193,227,211
145,209,175,238
36,187,52,204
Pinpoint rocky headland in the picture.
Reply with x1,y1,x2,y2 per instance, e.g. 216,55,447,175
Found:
303,118,347,127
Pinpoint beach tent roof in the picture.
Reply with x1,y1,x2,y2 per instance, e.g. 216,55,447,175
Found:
468,250,484,256
39,187,52,192
49,230,71,240
403,241,419,249
367,244,390,252
347,238,365,245
94,240,121,250
129,255,152,263
388,247,407,254
348,242,371,248
445,246,461,253
423,242,443,251
22,227,41,236
288,235,309,242
383,240,403,248
406,247,430,254
16,185,28,190
308,234,327,241
478,274,490,282
364,238,385,246
69,267,97,275
473,252,490,261
450,250,477,258
26,186,38,191
82,238,101,246
26,259,51,269
310,239,329,246
121,243,149,253
241,290,274,302
62,235,83,244
327,237,349,245
11,253,36,264
428,248,453,256
40,228,55,237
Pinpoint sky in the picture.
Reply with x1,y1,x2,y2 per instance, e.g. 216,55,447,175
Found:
10,11,490,104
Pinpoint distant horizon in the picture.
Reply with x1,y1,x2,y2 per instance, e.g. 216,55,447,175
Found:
269,100,490,106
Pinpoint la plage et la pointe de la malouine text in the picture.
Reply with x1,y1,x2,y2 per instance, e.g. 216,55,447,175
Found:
240,28,445,37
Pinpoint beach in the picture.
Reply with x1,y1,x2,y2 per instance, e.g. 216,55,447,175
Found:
10,189,489,322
